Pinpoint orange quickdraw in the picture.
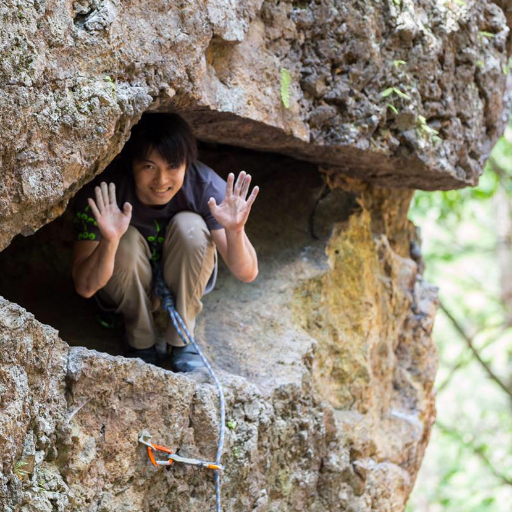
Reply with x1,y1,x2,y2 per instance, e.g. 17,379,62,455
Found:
147,442,174,467
139,431,223,471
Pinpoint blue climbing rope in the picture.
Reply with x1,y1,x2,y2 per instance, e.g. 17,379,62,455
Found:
151,262,225,512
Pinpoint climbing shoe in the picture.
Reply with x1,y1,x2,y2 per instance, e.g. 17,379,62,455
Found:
123,345,158,365
122,333,158,365
170,344,206,373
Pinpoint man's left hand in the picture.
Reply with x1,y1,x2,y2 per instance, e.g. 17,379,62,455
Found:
208,171,259,232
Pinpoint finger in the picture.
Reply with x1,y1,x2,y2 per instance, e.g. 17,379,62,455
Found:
225,173,234,201
95,186,105,211
88,197,101,220
234,171,246,196
101,182,109,206
123,202,132,219
109,183,117,206
240,174,252,200
246,185,259,208
208,197,217,213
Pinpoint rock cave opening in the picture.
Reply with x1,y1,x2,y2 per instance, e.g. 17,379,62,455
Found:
0,126,359,381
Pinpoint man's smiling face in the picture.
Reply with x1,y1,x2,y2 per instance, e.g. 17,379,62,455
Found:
132,148,187,206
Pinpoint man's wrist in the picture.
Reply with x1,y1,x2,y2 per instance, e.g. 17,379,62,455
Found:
225,226,245,238
100,237,120,252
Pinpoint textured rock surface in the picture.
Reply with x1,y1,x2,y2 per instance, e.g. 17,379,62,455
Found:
0,0,509,510
0,151,438,511
1,0,512,250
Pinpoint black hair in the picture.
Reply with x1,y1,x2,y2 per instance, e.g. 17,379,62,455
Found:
122,112,198,169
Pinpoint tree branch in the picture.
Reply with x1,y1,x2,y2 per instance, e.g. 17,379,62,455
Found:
436,323,508,394
440,301,512,399
436,420,512,487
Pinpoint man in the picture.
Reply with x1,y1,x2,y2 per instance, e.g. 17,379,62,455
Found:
72,113,259,371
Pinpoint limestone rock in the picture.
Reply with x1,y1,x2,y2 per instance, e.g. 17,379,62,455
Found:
0,0,507,510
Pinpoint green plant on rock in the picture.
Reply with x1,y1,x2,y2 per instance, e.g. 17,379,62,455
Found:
381,86,409,116
387,103,399,114
380,86,411,100
14,461,29,481
280,68,291,109
478,31,495,40
104,75,116,95
417,114,442,145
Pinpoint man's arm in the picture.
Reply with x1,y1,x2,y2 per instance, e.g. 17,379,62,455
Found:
72,182,132,298
208,171,259,283
210,228,258,283
72,239,119,298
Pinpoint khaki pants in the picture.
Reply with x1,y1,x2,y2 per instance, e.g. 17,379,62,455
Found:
97,211,216,349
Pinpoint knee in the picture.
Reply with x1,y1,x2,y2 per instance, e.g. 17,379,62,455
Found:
167,212,212,253
114,227,149,274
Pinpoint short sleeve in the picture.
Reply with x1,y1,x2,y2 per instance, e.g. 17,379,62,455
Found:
72,183,102,242
201,173,226,231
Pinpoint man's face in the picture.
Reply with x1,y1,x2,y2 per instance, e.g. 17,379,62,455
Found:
132,148,187,206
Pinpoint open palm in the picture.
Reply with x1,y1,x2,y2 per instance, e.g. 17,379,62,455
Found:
88,182,132,242
208,172,259,232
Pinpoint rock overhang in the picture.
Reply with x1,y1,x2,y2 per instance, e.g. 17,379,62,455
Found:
1,0,511,250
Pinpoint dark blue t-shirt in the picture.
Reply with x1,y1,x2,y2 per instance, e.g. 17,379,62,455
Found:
73,159,226,261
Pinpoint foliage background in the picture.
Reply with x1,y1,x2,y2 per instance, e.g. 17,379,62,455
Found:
406,119,512,511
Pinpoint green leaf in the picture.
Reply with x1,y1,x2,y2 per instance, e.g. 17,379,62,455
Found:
386,103,398,114
478,31,495,38
420,121,439,135
280,68,291,109
14,460,29,480
453,0,466,5
424,126,439,135
393,60,407,67
392,87,410,99
380,87,394,98
227,420,237,430
104,75,116,95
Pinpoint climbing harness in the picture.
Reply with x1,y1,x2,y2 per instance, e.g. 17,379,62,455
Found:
138,262,226,512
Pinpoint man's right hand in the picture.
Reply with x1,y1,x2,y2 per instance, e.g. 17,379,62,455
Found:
88,182,132,242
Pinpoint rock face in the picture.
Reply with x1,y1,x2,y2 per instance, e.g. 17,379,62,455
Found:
0,0,509,511
1,149,438,512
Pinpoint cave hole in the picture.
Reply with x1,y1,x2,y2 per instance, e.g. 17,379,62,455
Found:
0,117,359,369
